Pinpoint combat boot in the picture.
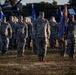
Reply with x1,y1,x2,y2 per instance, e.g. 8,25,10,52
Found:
38,56,41,62
69,54,74,60
1,50,7,55
60,51,64,57
41,57,46,62
60,53,63,57
17,51,21,57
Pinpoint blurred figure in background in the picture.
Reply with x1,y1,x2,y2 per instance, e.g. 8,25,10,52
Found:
67,15,76,60
9,16,17,49
49,16,58,48
24,17,33,50
33,11,50,62
16,16,28,57
1,16,12,54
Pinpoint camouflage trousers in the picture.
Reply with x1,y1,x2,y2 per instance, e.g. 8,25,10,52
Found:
16,38,26,56
49,35,57,48
67,38,75,55
0,35,2,50
26,36,31,48
1,36,9,53
9,36,16,49
36,37,47,57
58,39,65,56
0,41,2,51
32,38,37,54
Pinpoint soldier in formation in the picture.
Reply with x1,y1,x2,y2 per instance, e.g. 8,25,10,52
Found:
16,16,28,57
33,12,50,62
8,16,17,49
49,16,58,48
0,10,76,61
24,17,33,49
0,16,12,54
67,15,76,59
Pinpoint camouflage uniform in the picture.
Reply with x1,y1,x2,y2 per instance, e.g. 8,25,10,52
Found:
49,21,58,48
67,21,76,59
9,21,17,49
1,22,12,54
0,22,2,51
26,22,33,48
58,22,65,56
33,18,50,61
16,22,28,57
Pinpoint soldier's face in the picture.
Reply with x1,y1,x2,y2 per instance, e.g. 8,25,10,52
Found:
40,13,44,19
51,17,55,21
18,17,23,22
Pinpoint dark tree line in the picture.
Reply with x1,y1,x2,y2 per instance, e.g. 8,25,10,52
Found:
22,1,58,19
2,0,76,20
68,0,76,12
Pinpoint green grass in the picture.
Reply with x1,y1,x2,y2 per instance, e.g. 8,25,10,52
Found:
0,49,76,75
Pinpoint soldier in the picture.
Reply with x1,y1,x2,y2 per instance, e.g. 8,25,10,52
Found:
1,16,12,54
49,16,58,48
9,16,17,49
33,12,50,62
24,17,33,49
67,15,76,59
16,16,28,57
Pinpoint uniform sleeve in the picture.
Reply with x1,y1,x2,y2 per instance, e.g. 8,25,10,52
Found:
15,23,18,38
74,22,76,38
47,20,50,39
8,23,12,38
30,23,33,37
25,23,28,38
56,23,59,34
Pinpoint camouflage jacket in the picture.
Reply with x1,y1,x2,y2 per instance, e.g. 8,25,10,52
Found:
67,21,76,38
1,22,12,38
49,21,58,37
9,21,17,33
33,18,50,38
16,22,28,39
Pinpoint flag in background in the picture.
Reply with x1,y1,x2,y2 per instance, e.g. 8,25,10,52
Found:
60,10,64,38
0,6,3,21
32,4,36,21
59,6,66,40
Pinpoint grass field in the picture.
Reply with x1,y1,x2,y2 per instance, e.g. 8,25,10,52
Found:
0,49,76,75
